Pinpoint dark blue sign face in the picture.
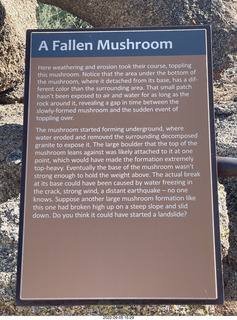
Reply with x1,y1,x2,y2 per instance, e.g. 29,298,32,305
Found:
31,29,207,58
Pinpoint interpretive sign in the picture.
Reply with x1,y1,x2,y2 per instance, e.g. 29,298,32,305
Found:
17,26,223,305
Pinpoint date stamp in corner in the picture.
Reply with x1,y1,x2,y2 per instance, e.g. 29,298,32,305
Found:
103,316,135,320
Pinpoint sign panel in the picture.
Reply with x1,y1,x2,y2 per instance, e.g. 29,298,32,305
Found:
17,26,223,305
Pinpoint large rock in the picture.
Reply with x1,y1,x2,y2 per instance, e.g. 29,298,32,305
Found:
0,0,37,94
0,104,23,203
0,124,22,203
38,0,237,76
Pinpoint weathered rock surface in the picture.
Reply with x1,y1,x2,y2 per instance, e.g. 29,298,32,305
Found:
38,0,237,76
0,104,23,203
0,131,22,203
0,0,37,95
213,63,237,314
0,83,24,104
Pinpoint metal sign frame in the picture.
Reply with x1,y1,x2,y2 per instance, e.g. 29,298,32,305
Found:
16,25,223,306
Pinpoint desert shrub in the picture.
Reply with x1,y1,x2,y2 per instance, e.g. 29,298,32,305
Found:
36,1,92,29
